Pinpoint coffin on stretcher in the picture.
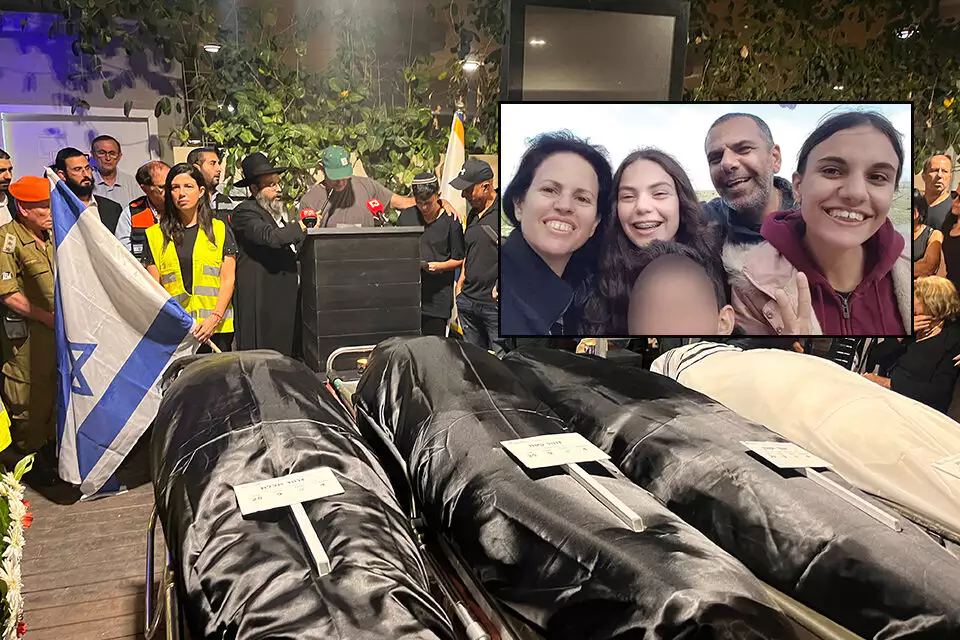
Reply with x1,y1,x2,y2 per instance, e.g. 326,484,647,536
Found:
151,351,454,640
651,342,960,539
504,347,960,640
354,336,800,640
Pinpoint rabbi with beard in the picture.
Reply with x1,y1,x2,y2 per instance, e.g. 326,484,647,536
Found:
230,152,307,356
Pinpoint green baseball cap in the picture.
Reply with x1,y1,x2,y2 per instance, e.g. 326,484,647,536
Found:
321,146,353,180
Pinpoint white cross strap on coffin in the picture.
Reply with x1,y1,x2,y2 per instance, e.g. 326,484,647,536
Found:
934,454,960,481
234,467,346,576
743,441,902,532
501,433,644,532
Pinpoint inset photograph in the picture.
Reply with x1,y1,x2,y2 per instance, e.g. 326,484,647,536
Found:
499,102,913,337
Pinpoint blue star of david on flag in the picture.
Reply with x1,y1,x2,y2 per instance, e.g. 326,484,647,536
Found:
68,342,96,396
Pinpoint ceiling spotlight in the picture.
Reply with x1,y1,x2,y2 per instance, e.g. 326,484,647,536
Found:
833,85,844,91
529,38,546,46
898,27,916,39
461,54,480,73
227,104,235,113
203,43,222,54
187,139,202,145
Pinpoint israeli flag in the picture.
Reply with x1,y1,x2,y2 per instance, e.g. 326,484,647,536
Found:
49,170,199,495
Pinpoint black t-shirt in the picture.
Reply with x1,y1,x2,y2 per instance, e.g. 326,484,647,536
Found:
397,206,465,318
462,198,500,303
929,197,953,232
890,321,960,413
144,223,238,292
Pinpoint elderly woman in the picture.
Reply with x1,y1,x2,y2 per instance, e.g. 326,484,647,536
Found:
863,276,960,413
500,131,613,335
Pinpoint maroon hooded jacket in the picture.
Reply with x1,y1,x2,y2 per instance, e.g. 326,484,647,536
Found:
760,211,906,334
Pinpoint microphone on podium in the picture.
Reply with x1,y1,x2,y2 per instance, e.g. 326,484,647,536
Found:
366,199,388,227
300,207,318,228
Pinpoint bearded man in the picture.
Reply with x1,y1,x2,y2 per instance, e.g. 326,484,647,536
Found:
701,113,797,278
229,152,306,356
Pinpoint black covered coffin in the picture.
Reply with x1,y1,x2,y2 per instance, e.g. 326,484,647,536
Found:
151,350,454,640
354,336,800,640
504,348,960,640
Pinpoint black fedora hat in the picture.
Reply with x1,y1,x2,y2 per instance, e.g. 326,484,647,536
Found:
235,152,289,188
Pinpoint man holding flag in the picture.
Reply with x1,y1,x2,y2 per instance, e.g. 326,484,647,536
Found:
49,168,199,495
0,177,56,471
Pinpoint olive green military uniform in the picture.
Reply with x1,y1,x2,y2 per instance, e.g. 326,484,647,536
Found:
0,218,55,452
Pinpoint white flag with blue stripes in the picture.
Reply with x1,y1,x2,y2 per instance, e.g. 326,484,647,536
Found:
49,170,199,495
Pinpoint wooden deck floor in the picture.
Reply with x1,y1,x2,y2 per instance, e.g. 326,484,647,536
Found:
19,445,164,640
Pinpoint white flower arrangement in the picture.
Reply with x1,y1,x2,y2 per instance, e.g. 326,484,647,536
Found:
0,455,33,640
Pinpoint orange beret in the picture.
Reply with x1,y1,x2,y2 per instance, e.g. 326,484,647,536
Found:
9,176,50,204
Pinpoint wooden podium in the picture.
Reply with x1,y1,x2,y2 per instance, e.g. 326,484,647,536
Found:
300,227,422,372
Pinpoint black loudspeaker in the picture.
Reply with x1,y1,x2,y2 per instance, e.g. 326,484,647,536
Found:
503,0,690,101
300,227,422,372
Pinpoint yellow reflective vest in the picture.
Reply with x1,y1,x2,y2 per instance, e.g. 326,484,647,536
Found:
0,396,10,452
145,220,234,333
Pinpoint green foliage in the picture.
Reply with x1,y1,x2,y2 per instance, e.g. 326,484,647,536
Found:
12,455,34,483
50,0,503,201
432,0,503,152
0,495,8,553
686,0,960,172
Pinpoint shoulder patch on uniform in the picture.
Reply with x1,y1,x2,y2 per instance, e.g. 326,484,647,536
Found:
2,234,15,254
1,272,11,281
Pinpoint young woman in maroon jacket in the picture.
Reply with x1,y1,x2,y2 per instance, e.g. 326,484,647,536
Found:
729,111,911,335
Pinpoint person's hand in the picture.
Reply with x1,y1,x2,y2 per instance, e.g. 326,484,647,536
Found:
440,199,462,221
914,314,932,334
40,310,55,330
192,315,220,343
425,262,441,273
773,272,812,334
862,372,892,388
492,284,498,300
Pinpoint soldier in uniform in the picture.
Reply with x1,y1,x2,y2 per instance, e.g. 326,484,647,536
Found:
0,176,55,458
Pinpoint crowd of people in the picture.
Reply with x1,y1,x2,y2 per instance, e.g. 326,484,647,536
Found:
0,137,502,482
499,109,912,337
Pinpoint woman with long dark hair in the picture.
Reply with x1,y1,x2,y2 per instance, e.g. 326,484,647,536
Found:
144,162,237,351
500,131,613,335
581,148,723,335
913,187,943,278
730,111,911,335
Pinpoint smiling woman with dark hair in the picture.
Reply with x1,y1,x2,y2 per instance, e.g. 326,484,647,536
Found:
581,148,724,335
730,110,912,335
501,131,613,335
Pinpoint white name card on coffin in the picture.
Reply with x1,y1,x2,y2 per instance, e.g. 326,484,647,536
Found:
234,468,346,576
743,440,902,532
501,433,643,532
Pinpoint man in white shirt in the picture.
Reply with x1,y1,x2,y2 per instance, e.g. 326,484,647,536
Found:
0,149,12,226
91,134,139,210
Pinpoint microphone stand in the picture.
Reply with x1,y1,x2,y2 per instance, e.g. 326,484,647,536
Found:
318,185,335,228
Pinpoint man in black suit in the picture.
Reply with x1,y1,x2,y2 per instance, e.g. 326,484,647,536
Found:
229,152,306,357
54,148,121,234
